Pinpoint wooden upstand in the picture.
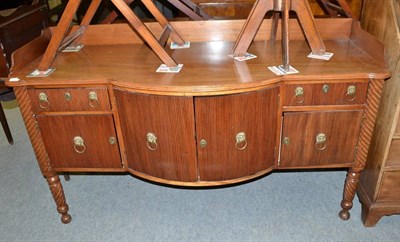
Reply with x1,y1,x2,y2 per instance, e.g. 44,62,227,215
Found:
6,18,389,224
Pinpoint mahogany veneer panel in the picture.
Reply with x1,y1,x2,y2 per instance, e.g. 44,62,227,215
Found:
280,110,363,167
37,114,121,168
114,90,198,182
195,87,278,181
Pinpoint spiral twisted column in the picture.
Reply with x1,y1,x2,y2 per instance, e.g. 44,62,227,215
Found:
14,87,71,224
339,79,385,220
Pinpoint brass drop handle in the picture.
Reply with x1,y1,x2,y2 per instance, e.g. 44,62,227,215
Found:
315,133,327,151
146,132,158,151
346,85,356,101
88,91,99,108
295,87,304,104
38,92,50,109
73,136,86,154
235,132,247,150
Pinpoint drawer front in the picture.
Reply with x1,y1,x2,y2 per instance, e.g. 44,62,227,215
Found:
28,88,110,113
376,171,400,202
283,82,368,106
37,114,121,169
395,117,400,137
280,110,363,167
386,139,400,167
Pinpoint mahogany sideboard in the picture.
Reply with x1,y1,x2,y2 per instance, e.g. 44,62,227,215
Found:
6,18,389,224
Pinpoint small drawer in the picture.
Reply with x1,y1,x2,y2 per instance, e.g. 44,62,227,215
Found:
280,110,363,167
283,82,368,106
386,139,400,167
376,171,400,202
28,88,110,113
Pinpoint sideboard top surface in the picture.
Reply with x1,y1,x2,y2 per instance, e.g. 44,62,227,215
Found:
7,19,390,95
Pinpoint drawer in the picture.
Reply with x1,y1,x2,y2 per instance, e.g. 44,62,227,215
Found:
37,114,121,169
386,139,400,167
376,171,400,202
283,82,368,106
28,88,110,113
280,110,363,167
395,117,400,137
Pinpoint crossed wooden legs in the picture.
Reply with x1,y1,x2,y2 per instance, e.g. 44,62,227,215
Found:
233,0,326,70
38,0,186,73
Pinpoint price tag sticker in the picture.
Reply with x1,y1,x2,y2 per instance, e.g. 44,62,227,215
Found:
307,52,334,60
229,52,257,61
268,65,299,75
156,64,183,73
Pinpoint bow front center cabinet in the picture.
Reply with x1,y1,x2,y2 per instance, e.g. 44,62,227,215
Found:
6,18,390,224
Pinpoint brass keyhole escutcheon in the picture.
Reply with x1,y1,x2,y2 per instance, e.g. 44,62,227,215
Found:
65,92,72,101
199,139,207,148
109,137,117,145
283,137,290,145
322,84,329,94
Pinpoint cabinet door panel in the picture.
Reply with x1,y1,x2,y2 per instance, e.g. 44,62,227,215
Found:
280,111,363,167
195,88,278,181
115,90,197,182
37,115,121,168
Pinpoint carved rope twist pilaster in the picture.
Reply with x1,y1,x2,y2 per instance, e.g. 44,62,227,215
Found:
339,79,385,220
14,87,71,223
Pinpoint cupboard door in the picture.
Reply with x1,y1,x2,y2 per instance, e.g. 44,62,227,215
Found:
280,111,363,167
115,90,198,182
195,88,278,181
37,115,121,168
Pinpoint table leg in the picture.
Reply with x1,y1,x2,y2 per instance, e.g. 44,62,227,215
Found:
14,86,71,224
339,79,384,220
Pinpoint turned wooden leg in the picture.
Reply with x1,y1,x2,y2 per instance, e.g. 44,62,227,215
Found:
46,174,72,224
64,174,71,181
339,79,385,221
0,103,13,144
14,87,71,224
339,169,360,220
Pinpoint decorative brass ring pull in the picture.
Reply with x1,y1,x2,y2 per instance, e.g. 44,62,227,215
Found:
38,92,50,109
88,91,99,108
73,136,86,153
295,87,304,104
346,85,356,101
146,132,158,151
235,132,247,150
315,133,327,151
